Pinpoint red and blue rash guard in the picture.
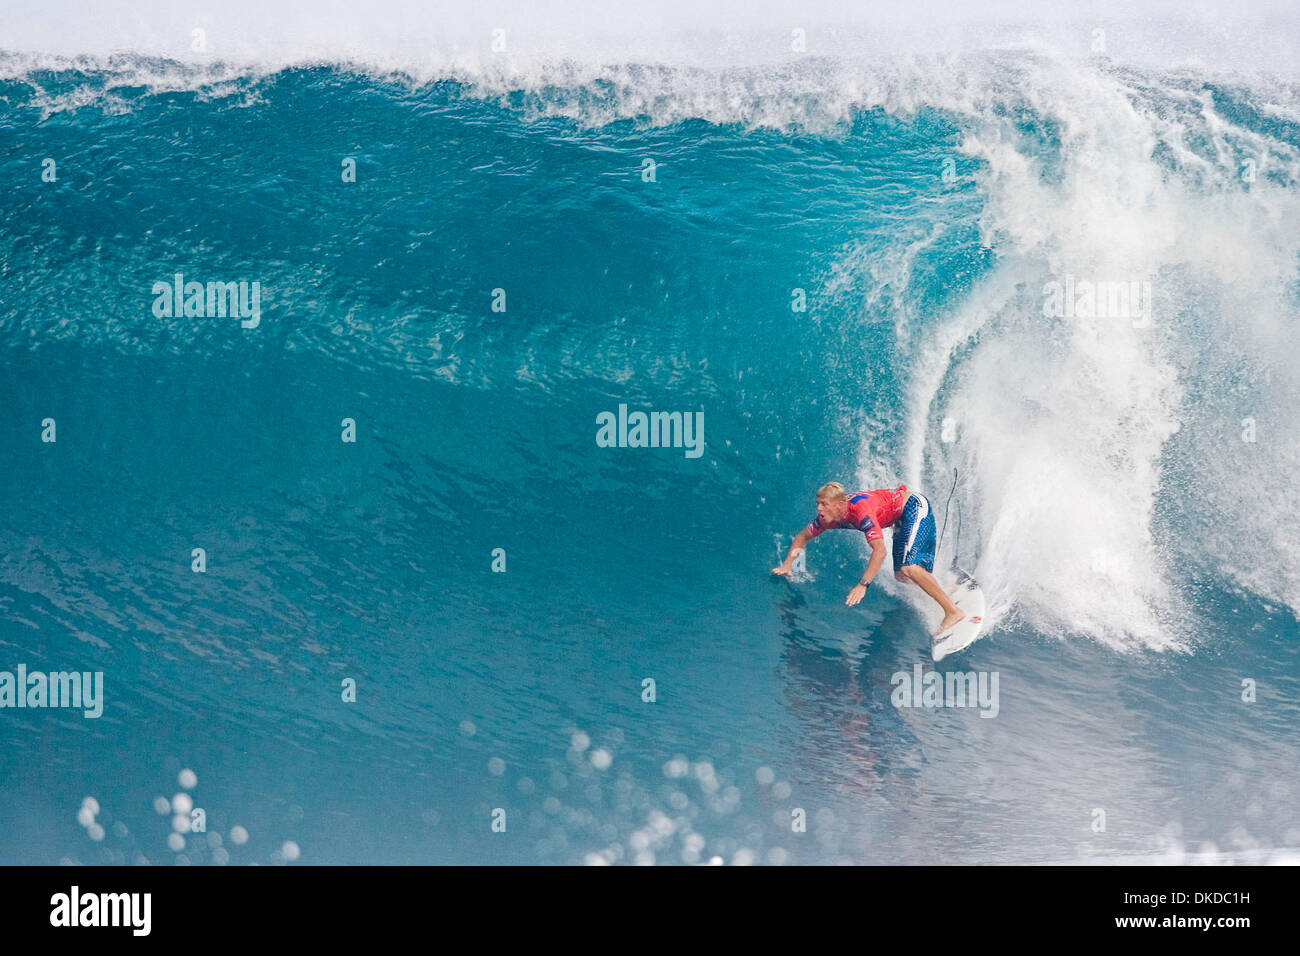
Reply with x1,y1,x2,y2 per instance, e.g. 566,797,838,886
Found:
805,486,910,543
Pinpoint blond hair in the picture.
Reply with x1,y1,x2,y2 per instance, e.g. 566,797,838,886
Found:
816,481,849,502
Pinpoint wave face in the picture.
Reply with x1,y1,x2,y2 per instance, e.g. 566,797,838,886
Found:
2,29,1299,864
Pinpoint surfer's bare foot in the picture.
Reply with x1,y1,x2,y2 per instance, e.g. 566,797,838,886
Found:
935,610,966,636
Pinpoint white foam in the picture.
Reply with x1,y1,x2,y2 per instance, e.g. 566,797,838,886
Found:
0,1,1297,123
861,53,1300,651
1,1,1297,74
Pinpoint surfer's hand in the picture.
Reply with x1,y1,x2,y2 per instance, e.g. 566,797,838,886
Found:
771,563,792,576
845,584,867,606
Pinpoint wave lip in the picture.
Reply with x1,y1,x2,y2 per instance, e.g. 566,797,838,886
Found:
2,0,1300,79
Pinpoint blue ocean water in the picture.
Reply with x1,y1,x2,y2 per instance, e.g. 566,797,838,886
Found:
1,41,1299,865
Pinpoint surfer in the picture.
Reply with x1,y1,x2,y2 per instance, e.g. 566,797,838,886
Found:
772,482,966,635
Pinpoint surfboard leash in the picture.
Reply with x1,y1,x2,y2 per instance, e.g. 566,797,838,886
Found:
936,467,959,570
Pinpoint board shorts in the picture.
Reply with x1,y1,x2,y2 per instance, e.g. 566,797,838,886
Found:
893,493,936,573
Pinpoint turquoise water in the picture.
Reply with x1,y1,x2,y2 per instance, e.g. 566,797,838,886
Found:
1,44,1299,864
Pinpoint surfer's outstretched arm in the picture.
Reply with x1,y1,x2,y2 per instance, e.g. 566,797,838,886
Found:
845,538,886,606
772,530,812,575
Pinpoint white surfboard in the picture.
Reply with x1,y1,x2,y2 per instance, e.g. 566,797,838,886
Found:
930,567,987,662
